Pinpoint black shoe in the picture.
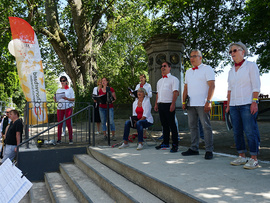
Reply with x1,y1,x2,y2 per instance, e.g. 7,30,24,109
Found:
170,144,178,153
56,140,62,144
205,151,213,160
69,139,73,144
155,143,170,150
181,148,199,156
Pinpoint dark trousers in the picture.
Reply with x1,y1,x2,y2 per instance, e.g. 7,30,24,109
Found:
158,103,178,146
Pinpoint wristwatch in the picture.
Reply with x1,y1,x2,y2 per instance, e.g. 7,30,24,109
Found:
207,100,211,103
253,100,259,104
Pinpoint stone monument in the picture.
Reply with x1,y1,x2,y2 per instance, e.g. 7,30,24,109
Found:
143,34,188,130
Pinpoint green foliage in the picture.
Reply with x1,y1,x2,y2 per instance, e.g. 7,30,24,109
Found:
44,69,59,102
148,0,246,72
240,0,270,74
97,7,152,104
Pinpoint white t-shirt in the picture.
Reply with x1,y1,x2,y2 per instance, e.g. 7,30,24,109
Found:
185,63,215,106
228,60,260,106
157,73,179,103
56,88,75,110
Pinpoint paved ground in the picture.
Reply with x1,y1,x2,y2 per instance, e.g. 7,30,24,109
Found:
94,145,270,203
95,118,270,161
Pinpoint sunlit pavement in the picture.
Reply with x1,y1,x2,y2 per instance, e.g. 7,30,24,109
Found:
94,145,270,203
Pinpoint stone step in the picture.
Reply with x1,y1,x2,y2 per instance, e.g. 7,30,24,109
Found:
88,147,199,203
74,154,164,203
59,163,114,203
29,182,52,203
45,172,79,203
19,193,29,203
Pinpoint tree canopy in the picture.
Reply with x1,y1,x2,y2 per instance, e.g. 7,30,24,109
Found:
0,0,269,108
240,0,270,74
148,0,246,71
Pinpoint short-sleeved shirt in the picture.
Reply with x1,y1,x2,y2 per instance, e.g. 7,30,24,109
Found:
157,73,179,103
56,87,75,110
99,87,115,109
185,63,215,106
5,119,23,145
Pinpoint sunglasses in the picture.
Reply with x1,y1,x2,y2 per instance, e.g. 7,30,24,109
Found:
190,55,200,59
229,49,242,54
6,111,10,113
60,80,67,82
161,65,167,68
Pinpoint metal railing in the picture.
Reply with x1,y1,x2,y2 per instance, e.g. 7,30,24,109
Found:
17,101,95,155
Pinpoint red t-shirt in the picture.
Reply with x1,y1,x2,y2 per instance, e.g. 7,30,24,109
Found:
135,106,143,120
99,87,115,109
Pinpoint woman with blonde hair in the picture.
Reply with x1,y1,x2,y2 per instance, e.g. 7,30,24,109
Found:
119,88,153,150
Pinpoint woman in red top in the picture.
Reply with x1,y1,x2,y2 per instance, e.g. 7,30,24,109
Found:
98,77,117,140
119,88,153,150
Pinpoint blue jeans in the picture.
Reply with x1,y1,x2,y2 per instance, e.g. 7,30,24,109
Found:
99,107,115,132
230,104,260,156
123,120,153,142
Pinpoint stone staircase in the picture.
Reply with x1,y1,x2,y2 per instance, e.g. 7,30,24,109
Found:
20,147,200,203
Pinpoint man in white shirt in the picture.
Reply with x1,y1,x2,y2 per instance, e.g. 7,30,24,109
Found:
154,61,179,152
182,49,215,159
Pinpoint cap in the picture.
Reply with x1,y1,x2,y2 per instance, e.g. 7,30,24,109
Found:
229,42,248,56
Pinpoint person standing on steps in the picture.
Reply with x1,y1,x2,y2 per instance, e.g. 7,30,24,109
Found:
181,49,215,160
154,61,179,153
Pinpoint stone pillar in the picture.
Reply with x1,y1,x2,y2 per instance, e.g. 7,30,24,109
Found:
143,34,188,130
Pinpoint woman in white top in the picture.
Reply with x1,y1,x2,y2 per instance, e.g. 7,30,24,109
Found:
131,74,152,100
119,88,153,150
54,76,75,144
92,78,102,134
226,42,260,169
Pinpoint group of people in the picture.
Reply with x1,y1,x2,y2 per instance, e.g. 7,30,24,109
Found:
117,42,261,170
92,77,117,141
1,42,259,170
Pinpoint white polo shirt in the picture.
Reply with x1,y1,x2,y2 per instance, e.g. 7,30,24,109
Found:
157,73,179,103
185,63,215,106
228,60,260,106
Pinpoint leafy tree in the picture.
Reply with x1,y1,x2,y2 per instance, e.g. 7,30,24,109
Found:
97,9,152,103
21,0,151,103
148,0,245,72
240,0,270,73
0,0,25,110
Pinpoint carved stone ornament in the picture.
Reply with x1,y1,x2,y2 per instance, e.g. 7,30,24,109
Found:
170,53,179,65
156,54,166,65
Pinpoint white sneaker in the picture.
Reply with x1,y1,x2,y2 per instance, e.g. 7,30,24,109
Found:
61,132,65,137
118,143,129,149
243,158,259,169
137,144,143,150
95,131,100,135
230,156,247,166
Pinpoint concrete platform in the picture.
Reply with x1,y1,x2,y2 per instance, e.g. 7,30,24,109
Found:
93,144,270,203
